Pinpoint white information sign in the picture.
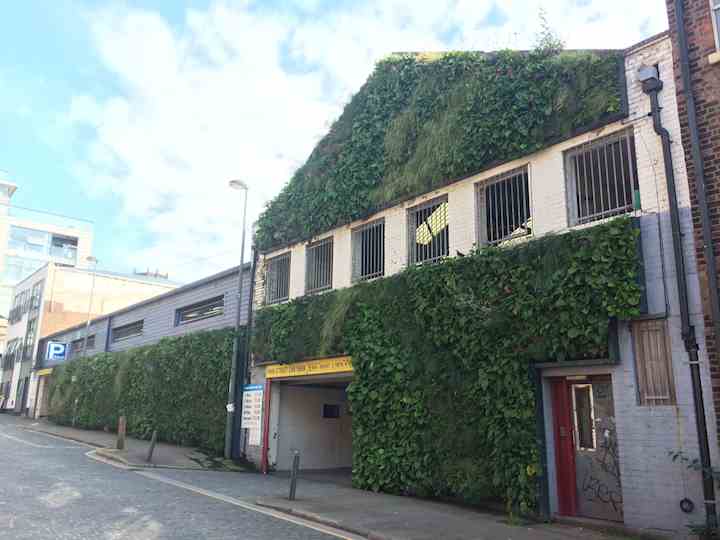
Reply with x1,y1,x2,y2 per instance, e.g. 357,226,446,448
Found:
241,384,263,446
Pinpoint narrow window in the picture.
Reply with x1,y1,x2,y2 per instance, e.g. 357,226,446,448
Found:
476,166,531,246
86,335,95,350
632,319,676,406
565,130,640,226
572,384,596,450
176,296,225,325
714,0,720,49
352,219,384,282
408,196,449,264
111,320,144,342
23,318,37,361
305,237,333,294
264,252,291,305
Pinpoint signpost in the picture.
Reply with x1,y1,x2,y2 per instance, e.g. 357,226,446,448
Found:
241,384,263,446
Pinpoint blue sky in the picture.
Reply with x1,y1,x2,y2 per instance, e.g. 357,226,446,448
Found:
0,0,668,282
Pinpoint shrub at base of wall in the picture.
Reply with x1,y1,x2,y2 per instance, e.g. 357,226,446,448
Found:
252,217,642,513
46,327,241,455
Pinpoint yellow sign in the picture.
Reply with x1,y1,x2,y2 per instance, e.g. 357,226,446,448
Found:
37,368,53,376
265,356,353,379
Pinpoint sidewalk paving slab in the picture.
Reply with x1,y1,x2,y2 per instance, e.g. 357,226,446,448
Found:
11,416,211,470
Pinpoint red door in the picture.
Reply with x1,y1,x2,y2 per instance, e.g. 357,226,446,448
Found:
551,378,577,516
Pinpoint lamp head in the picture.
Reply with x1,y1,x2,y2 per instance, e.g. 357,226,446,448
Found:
229,179,248,191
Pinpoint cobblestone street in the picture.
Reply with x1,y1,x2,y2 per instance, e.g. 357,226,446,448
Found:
0,415,353,540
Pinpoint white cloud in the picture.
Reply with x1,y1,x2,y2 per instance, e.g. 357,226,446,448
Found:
66,0,667,282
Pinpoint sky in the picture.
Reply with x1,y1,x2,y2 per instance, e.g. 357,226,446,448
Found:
0,0,669,283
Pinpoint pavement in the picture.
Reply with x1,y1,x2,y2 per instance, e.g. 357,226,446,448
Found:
0,414,644,540
17,416,216,470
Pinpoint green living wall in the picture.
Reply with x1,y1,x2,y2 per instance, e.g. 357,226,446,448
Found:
255,45,625,252
252,218,642,512
47,327,240,455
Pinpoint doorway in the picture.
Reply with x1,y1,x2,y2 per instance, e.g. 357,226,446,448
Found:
551,375,623,522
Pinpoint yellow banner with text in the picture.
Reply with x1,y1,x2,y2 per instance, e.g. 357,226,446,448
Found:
265,356,353,379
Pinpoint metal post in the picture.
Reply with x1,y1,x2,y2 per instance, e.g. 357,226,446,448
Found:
81,257,99,358
289,450,300,500
117,415,126,450
225,180,249,460
146,429,157,463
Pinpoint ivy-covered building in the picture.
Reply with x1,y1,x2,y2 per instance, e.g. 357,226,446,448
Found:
246,32,718,534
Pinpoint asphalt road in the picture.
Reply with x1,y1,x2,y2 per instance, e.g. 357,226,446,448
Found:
0,415,356,540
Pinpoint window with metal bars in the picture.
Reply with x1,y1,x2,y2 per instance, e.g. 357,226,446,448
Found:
265,252,291,305
476,166,531,246
305,238,333,294
565,130,640,226
352,219,384,282
176,296,224,325
632,319,676,406
112,320,144,342
408,197,449,264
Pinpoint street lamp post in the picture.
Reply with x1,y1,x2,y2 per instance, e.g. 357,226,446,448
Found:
225,179,249,460
81,256,99,358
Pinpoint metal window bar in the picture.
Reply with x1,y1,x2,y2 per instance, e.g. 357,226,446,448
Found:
408,197,449,264
112,320,144,342
177,296,225,325
715,1,720,47
265,252,290,305
352,220,385,282
306,238,333,294
477,166,531,245
566,130,639,226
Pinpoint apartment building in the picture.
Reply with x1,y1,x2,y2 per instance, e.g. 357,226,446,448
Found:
0,174,94,324
34,264,251,418
0,263,178,415
244,33,719,534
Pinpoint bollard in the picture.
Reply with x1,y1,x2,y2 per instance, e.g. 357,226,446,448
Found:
146,429,158,463
117,415,127,450
288,450,300,501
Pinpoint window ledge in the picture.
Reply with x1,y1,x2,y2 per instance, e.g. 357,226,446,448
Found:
709,51,720,66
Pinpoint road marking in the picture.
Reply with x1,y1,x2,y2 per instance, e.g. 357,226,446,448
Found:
0,430,52,448
17,428,95,448
0,429,82,449
134,470,361,540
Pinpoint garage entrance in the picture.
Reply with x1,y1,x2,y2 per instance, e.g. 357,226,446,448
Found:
262,357,354,482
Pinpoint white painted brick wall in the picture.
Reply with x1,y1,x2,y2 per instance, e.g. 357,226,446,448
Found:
254,34,717,534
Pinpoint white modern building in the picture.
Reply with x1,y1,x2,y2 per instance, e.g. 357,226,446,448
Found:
0,174,94,329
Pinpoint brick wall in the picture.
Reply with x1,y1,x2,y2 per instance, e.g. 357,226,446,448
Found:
666,0,720,438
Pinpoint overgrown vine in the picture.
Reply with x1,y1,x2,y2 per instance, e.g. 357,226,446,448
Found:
255,45,624,252
252,217,642,512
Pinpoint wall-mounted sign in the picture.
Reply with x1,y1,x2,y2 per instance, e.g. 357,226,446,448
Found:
265,356,353,379
45,342,68,366
241,384,263,446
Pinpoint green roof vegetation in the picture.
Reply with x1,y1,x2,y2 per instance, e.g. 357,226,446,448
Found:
255,43,625,252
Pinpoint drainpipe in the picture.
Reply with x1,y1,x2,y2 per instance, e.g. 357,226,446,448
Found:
641,67,718,530
674,0,720,368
